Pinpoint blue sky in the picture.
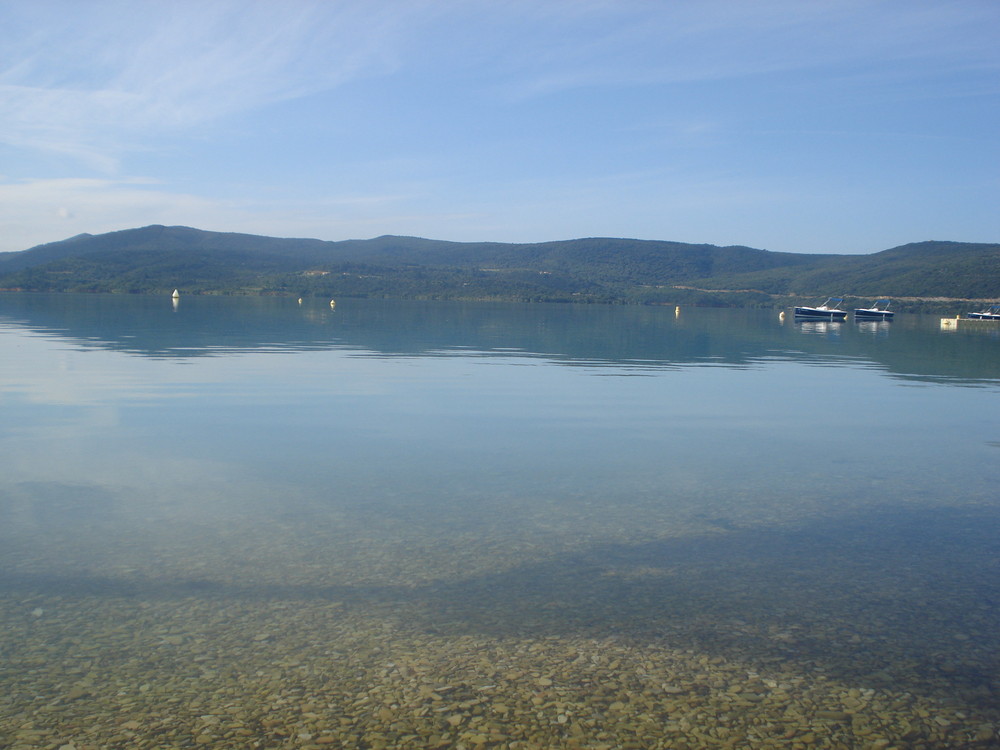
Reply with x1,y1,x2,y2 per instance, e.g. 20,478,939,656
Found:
1,0,998,255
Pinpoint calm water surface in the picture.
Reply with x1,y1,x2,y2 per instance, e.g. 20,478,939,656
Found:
1,294,999,748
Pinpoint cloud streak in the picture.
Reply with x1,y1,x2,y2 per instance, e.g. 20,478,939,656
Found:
472,0,1000,100
0,0,997,254
0,0,412,169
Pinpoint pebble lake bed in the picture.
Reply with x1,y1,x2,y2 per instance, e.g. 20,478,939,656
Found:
3,503,999,749
1,296,999,748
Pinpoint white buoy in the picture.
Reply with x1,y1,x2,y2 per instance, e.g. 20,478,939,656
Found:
330,299,336,309
298,298,303,305
674,305,680,316
779,310,785,321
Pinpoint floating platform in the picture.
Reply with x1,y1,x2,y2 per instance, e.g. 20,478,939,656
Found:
941,316,1000,330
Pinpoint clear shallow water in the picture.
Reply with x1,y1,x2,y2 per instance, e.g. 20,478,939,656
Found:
1,294,999,748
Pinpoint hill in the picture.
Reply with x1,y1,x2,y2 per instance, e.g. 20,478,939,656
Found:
0,226,996,309
695,241,1000,300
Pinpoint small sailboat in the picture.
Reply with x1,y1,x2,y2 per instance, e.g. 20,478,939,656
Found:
793,297,847,320
171,289,180,299
854,299,894,320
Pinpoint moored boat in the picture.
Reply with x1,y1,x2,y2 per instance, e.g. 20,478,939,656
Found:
966,304,1000,320
854,299,894,320
793,297,847,320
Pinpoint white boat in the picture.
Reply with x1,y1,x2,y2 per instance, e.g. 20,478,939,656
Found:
793,297,847,320
854,299,894,320
966,304,1000,320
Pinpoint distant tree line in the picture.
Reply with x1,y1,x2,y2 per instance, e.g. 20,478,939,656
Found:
0,226,996,312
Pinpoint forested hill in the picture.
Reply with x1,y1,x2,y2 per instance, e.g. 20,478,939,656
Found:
0,225,997,309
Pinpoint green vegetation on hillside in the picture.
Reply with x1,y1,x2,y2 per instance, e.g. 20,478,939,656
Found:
0,226,996,310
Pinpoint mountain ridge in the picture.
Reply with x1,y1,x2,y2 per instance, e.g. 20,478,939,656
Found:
0,225,996,310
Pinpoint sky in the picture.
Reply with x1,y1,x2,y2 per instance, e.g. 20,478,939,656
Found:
1,0,998,256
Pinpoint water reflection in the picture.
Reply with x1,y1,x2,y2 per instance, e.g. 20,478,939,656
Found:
854,320,892,337
2,293,999,747
1,293,998,384
794,319,844,337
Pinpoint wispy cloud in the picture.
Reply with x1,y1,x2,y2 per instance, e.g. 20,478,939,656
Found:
0,1,996,254
478,0,1000,99
3,1,994,161
0,0,414,170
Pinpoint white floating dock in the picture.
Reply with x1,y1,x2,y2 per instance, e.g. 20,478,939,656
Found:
941,316,999,330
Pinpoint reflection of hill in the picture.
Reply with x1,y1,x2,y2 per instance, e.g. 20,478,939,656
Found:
0,294,997,384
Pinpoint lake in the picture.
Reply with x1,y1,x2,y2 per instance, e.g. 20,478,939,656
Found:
1,293,998,749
